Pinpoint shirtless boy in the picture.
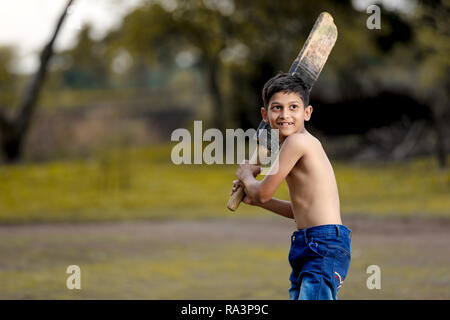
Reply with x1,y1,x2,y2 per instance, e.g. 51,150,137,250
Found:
231,72,352,300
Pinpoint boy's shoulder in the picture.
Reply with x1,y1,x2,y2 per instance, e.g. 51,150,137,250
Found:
282,131,321,150
280,132,325,165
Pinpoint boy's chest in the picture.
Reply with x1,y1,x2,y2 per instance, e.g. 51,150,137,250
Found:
285,161,310,189
285,153,336,195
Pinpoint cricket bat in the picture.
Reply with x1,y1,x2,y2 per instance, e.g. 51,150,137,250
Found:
227,12,338,211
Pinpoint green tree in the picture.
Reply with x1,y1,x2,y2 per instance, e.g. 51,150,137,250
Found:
105,0,361,131
367,0,450,167
57,25,110,89
106,0,233,131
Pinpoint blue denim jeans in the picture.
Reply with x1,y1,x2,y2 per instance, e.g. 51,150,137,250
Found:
288,224,352,300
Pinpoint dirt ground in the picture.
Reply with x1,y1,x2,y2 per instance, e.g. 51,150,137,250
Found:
1,215,449,299
1,215,449,246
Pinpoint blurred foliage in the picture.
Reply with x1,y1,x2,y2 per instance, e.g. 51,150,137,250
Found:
1,0,448,116
415,0,450,97
39,0,450,134
48,26,110,90
0,0,448,163
101,0,368,129
364,0,450,106
0,144,449,224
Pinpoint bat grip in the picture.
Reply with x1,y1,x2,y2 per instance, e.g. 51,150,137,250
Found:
227,145,269,212
227,184,246,212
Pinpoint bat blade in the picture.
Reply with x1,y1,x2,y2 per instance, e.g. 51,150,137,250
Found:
289,12,338,89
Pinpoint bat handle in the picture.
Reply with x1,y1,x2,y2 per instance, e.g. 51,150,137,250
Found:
227,145,269,212
227,185,246,211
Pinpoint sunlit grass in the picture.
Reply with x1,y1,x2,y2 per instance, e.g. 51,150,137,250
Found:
335,158,450,218
0,144,449,223
39,86,205,111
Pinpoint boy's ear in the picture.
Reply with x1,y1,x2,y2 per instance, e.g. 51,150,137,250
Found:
304,105,313,121
261,107,268,122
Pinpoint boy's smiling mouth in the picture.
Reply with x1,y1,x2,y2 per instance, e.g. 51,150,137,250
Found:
277,121,294,127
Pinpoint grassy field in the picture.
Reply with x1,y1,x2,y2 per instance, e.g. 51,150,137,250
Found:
1,218,448,299
0,145,449,299
0,144,449,223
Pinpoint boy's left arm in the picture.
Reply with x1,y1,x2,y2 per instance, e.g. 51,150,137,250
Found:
237,134,306,204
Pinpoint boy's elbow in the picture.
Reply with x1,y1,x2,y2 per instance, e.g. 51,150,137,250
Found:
257,191,272,204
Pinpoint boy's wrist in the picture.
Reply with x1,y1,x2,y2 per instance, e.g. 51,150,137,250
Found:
253,198,268,208
240,173,254,185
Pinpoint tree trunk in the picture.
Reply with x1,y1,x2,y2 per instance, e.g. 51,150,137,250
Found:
432,114,447,168
429,90,448,168
1,135,23,163
0,0,74,163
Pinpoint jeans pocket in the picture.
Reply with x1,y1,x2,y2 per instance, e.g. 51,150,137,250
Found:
332,249,351,293
327,244,351,258
308,238,326,257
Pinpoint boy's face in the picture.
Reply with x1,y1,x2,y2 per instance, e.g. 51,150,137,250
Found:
261,91,312,141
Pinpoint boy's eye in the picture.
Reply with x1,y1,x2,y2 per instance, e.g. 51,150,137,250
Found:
272,105,281,110
290,105,298,109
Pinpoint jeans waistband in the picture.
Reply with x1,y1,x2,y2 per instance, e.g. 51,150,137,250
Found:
291,224,352,242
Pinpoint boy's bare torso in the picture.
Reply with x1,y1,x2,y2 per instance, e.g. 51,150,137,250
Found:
285,131,342,230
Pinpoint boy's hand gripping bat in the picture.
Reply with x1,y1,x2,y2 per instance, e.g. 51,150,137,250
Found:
227,12,338,211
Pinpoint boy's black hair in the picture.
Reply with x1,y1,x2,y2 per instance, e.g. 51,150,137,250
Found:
262,72,310,109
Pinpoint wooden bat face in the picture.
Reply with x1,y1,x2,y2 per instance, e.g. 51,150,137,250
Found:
257,12,337,136
289,12,338,88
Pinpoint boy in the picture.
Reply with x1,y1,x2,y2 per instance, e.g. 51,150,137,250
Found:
231,72,351,300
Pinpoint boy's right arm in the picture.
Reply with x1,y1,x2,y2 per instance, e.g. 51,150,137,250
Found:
231,181,294,219
257,198,294,219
